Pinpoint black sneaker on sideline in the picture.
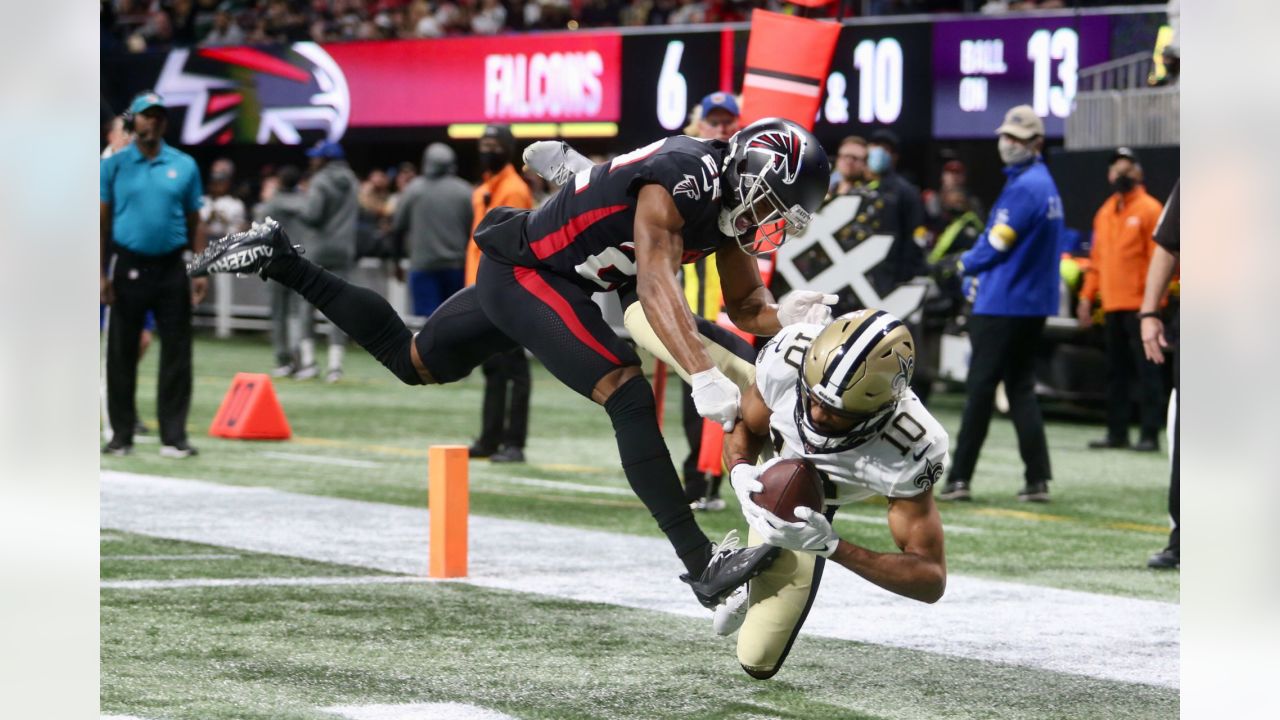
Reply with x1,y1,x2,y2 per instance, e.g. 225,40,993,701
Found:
490,445,525,463
187,217,301,278
1147,548,1179,569
159,442,199,459
102,438,133,457
1017,481,1050,503
468,441,497,459
681,530,781,609
1132,437,1160,453
938,481,972,502
1087,437,1129,450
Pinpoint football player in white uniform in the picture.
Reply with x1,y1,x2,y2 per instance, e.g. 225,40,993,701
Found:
718,309,949,679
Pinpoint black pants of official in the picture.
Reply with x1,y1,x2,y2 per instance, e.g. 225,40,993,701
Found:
1102,310,1166,444
478,347,530,451
105,250,192,447
949,314,1052,484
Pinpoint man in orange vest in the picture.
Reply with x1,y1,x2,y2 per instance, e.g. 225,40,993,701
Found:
1077,148,1166,452
467,124,535,463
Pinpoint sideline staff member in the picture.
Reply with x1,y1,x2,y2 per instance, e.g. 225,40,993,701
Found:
100,91,206,457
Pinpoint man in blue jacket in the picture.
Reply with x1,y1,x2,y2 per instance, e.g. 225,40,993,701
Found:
939,105,1062,503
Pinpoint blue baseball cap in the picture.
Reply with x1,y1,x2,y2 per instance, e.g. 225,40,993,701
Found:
699,92,740,117
128,92,165,115
306,140,345,159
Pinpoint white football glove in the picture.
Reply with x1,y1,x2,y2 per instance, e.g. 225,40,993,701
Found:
776,291,839,327
689,367,741,431
749,505,840,558
522,140,593,187
729,457,784,524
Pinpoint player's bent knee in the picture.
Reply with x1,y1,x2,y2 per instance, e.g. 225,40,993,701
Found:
592,365,645,405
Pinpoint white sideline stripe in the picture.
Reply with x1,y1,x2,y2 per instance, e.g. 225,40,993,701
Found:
838,513,983,535
102,575,430,590
106,554,241,561
100,471,1179,689
742,72,821,98
260,451,382,469
494,475,635,497
322,702,519,720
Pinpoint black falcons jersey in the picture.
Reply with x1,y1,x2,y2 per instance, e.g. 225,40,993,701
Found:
474,135,730,293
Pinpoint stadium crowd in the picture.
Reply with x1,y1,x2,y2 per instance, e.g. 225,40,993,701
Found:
101,0,1162,52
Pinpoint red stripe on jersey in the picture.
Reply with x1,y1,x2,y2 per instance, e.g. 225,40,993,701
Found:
528,204,629,260
513,267,622,365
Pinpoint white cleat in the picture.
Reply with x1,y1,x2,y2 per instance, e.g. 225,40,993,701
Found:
712,583,750,636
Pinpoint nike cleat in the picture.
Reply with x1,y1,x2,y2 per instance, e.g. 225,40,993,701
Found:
187,217,302,279
682,530,781,609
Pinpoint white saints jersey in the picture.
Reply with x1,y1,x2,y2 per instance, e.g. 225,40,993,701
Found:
756,323,950,506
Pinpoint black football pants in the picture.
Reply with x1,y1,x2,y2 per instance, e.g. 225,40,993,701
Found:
1102,310,1166,443
949,314,1052,484
105,249,193,447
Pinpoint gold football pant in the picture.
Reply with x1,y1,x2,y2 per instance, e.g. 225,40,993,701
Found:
734,524,829,679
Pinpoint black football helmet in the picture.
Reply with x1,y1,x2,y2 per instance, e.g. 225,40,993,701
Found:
720,117,831,255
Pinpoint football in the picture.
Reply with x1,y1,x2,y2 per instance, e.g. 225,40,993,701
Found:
751,458,825,523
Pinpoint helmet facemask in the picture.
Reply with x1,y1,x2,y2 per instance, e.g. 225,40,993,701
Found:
793,378,896,454
719,169,813,256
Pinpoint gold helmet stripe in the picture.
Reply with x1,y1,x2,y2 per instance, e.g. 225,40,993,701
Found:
816,311,902,400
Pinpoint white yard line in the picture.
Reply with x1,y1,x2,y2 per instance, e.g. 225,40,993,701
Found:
485,475,636,497
100,470,1179,689
102,575,432,590
106,554,241,561
322,703,520,720
260,451,382,469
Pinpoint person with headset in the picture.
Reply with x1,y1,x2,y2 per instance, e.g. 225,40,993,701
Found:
100,91,206,458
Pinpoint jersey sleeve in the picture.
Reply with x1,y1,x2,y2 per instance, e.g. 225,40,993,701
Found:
884,395,950,498
755,323,824,411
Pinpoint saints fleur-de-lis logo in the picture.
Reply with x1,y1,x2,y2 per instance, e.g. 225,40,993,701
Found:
914,456,943,490
892,351,914,394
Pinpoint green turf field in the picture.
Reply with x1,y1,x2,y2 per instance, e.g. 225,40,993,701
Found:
100,334,1179,719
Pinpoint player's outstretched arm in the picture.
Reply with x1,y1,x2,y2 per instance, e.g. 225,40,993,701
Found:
828,492,947,603
724,384,770,468
635,184,740,430
716,243,781,336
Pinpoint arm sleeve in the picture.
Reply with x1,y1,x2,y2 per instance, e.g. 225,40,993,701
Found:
960,183,1037,275
99,159,113,204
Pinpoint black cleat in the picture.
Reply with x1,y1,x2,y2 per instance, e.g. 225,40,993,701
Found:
1087,436,1129,450
102,438,133,457
187,217,302,279
681,530,781,609
1131,438,1160,453
938,480,972,502
1017,480,1051,503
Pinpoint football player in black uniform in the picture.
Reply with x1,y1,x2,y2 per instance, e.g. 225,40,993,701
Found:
189,118,831,609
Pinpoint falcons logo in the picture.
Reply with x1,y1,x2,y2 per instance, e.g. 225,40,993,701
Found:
153,42,349,146
747,129,806,184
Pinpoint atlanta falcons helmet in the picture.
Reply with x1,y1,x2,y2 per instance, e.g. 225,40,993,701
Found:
720,117,830,255
795,309,915,453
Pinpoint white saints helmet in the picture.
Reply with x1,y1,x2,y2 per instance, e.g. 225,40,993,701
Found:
795,309,915,453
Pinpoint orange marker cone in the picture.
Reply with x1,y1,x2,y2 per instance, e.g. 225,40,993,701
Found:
429,445,469,578
208,372,292,440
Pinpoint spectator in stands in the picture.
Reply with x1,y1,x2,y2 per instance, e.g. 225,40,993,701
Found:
1077,147,1166,452
200,158,248,246
472,0,508,33
669,0,706,24
1140,181,1179,569
256,165,316,377
466,124,534,463
200,3,245,46
100,92,206,458
392,143,474,318
939,104,1062,503
830,135,869,196
299,140,360,382
1153,44,1179,87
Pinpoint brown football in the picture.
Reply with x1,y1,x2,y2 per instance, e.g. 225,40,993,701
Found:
751,458,825,523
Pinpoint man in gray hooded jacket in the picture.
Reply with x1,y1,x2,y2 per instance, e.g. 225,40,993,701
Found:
391,142,473,317
299,140,359,382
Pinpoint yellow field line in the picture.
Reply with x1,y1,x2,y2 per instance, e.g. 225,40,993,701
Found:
973,507,1166,534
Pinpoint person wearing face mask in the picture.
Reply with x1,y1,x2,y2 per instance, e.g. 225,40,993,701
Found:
465,124,535,463
938,105,1062,503
1076,147,1166,452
